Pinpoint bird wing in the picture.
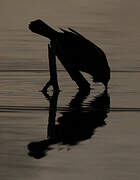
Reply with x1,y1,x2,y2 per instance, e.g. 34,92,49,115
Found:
59,27,86,40
68,28,86,39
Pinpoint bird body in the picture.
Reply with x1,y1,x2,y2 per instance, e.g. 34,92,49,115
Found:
29,20,110,88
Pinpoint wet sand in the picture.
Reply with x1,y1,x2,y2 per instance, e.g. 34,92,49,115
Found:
0,0,140,180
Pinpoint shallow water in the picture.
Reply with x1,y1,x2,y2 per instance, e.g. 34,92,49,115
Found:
0,1,140,180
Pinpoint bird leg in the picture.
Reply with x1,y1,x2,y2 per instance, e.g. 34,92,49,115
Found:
41,42,60,92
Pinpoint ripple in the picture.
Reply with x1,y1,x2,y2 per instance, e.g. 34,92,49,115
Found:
0,106,140,112
110,107,140,112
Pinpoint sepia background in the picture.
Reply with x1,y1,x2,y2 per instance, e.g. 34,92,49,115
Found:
0,0,140,179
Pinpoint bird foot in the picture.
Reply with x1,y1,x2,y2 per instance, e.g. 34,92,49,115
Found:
41,80,60,93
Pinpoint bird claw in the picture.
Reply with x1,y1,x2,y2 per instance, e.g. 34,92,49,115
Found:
41,80,60,93
41,80,52,93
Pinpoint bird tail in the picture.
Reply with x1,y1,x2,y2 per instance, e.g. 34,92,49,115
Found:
29,19,58,40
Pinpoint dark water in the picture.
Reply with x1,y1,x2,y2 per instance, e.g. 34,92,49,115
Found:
0,1,140,179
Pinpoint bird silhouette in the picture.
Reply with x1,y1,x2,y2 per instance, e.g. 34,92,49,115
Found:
29,19,110,91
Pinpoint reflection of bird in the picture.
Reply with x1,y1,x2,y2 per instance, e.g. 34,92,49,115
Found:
29,20,110,90
27,89,110,159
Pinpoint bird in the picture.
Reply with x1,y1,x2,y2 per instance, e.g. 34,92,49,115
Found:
29,19,110,91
